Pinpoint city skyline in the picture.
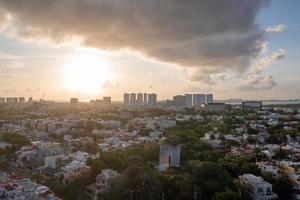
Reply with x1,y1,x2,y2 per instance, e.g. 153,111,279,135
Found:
1,1,300,199
0,1,300,101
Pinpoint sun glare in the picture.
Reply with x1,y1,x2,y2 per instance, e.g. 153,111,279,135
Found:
64,53,110,95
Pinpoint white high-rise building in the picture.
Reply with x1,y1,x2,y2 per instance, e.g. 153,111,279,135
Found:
206,94,213,104
130,93,136,105
148,93,157,106
123,93,130,105
137,93,143,105
143,93,148,105
193,94,205,107
184,94,193,108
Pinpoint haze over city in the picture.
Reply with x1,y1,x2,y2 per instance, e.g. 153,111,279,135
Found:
0,0,299,101
2,1,300,200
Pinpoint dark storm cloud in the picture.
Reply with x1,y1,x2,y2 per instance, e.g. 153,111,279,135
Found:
0,0,269,71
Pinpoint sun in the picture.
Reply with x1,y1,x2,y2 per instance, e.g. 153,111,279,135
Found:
64,53,110,95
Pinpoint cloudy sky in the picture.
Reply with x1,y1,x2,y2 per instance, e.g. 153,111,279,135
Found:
0,0,299,101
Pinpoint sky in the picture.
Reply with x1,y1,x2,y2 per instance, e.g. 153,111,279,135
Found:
0,0,299,101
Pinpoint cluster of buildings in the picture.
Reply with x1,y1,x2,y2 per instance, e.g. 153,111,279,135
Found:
0,104,179,188
123,93,157,106
170,93,213,108
85,169,120,199
0,173,59,200
2,92,300,199
96,116,176,152
0,97,33,104
70,97,112,106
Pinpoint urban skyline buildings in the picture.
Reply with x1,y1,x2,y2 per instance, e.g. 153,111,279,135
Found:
123,93,130,105
193,94,206,107
148,93,157,106
173,93,214,108
137,93,143,105
0,97,33,104
123,92,157,106
130,93,136,105
206,94,214,104
185,94,193,108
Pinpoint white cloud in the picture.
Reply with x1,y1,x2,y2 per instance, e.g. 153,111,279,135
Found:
248,49,285,75
239,75,276,91
0,52,20,60
238,49,285,91
265,24,287,33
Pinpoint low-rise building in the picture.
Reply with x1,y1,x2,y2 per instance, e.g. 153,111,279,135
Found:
257,162,280,177
85,169,119,200
44,154,68,169
0,174,59,200
205,103,231,112
62,160,90,183
242,101,262,111
239,174,278,200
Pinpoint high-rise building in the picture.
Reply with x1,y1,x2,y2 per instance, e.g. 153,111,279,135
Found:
206,94,214,104
70,98,78,104
173,95,186,107
95,99,103,105
148,93,157,106
143,93,148,105
28,97,33,102
130,93,136,105
19,97,25,103
137,93,143,105
123,93,130,105
103,97,111,105
193,94,205,107
0,97,5,103
184,94,193,108
6,97,18,104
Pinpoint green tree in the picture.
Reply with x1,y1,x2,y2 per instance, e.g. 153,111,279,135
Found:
273,175,294,200
211,190,239,200
126,155,144,167
102,153,124,171
273,148,288,160
2,133,30,148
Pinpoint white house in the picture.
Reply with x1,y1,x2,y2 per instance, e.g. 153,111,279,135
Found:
257,162,279,177
239,174,278,200
62,160,90,182
44,154,68,169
